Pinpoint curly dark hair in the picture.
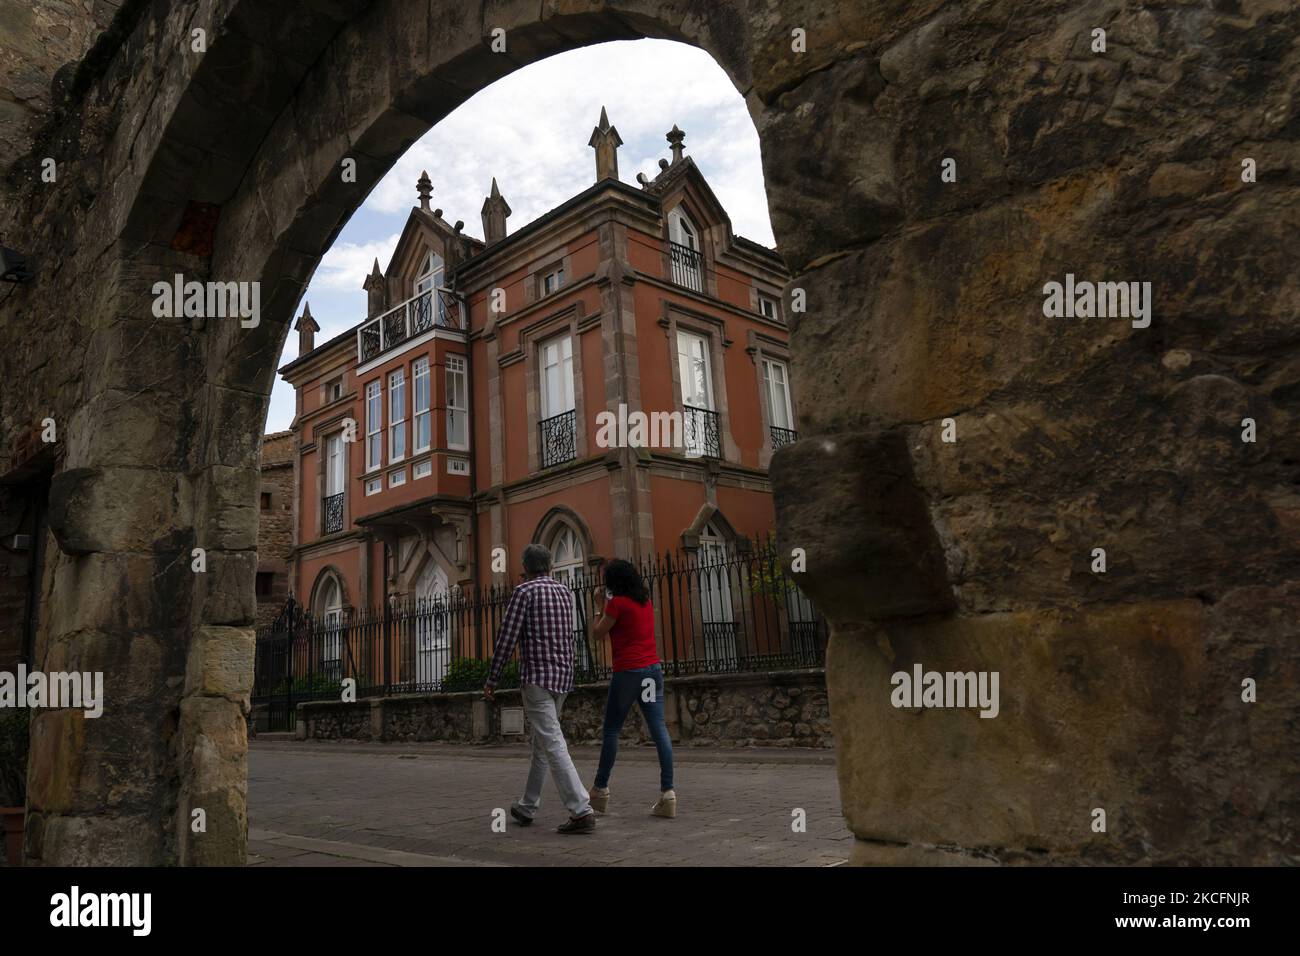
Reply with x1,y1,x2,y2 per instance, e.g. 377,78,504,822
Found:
604,558,649,605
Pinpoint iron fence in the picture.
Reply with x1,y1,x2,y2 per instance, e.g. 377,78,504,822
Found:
252,541,826,731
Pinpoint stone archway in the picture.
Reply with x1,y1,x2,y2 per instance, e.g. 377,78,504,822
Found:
1,1,1296,866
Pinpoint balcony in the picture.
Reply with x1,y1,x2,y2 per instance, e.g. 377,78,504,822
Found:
539,409,577,468
322,492,345,534
683,405,720,459
357,289,460,365
770,425,798,450
668,240,704,293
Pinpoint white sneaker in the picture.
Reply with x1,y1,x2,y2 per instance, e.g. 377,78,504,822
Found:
590,786,610,813
651,790,677,818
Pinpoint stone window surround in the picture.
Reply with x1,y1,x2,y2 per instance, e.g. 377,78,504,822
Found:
532,254,570,301
750,283,783,323
659,197,717,299
531,504,603,574
658,303,737,464
310,415,353,540
308,564,352,620
746,329,796,469
520,304,589,474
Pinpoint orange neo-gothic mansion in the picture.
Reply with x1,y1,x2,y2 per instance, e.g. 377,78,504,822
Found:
271,112,797,624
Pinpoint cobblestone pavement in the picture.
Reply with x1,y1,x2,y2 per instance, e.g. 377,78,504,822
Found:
248,740,852,867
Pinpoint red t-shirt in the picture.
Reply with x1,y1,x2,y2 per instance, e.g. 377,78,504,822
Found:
604,595,659,671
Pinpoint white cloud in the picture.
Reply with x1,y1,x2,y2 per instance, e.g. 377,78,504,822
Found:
312,233,401,291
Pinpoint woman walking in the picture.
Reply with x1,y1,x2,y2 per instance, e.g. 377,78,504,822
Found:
589,559,676,817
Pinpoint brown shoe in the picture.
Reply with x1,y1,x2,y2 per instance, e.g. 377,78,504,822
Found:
556,812,597,834
590,786,610,813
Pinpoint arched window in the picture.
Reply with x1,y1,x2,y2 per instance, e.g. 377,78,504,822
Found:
548,525,589,671
313,574,343,679
413,251,446,329
667,207,703,292
697,521,736,664
550,526,584,586
414,560,450,689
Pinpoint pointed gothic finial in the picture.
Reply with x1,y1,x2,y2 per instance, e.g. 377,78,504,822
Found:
363,258,386,318
416,170,433,211
295,301,319,353
588,105,624,182
481,177,512,244
666,124,685,164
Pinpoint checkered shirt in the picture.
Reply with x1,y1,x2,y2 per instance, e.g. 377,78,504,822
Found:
485,575,575,694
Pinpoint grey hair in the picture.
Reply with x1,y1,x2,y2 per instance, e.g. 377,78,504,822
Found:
522,543,553,575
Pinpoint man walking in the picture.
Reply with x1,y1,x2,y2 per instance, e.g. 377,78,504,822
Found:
484,543,596,834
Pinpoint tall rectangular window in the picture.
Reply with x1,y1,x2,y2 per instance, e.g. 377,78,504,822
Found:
763,358,792,429
413,357,431,453
446,355,468,449
676,330,713,411
389,369,406,462
540,335,574,418
325,433,345,496
365,381,382,471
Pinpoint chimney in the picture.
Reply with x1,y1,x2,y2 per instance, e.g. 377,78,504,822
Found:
667,124,686,164
295,302,320,354
588,106,623,182
416,170,433,212
480,178,511,245
363,258,386,318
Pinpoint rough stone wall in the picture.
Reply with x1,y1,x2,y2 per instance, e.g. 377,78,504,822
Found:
255,431,294,628
298,670,833,748
0,0,120,167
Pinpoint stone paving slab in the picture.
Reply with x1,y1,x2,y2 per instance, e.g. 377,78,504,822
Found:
248,740,851,867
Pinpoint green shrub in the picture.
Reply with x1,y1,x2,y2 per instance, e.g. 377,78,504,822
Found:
0,709,30,807
441,658,519,692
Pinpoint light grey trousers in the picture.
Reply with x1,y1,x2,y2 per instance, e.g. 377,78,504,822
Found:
514,683,593,820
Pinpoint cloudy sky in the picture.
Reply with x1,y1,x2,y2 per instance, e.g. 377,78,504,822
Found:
264,38,773,432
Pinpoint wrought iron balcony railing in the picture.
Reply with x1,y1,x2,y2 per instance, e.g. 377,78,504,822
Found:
683,404,720,459
770,425,798,450
668,240,704,293
539,409,577,468
357,288,460,364
322,492,345,535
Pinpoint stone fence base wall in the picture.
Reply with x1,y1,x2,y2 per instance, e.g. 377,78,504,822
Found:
255,669,831,749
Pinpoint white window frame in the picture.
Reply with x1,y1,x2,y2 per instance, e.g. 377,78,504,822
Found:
758,294,780,322
447,457,469,476
446,354,468,450
413,357,431,453
676,330,714,411
365,476,382,496
413,459,433,480
365,380,382,472
389,468,406,488
324,432,345,497
539,334,575,419
389,368,406,463
326,376,344,403
763,357,793,431
543,268,564,295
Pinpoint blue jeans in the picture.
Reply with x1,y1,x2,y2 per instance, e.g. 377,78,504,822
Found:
594,664,674,792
